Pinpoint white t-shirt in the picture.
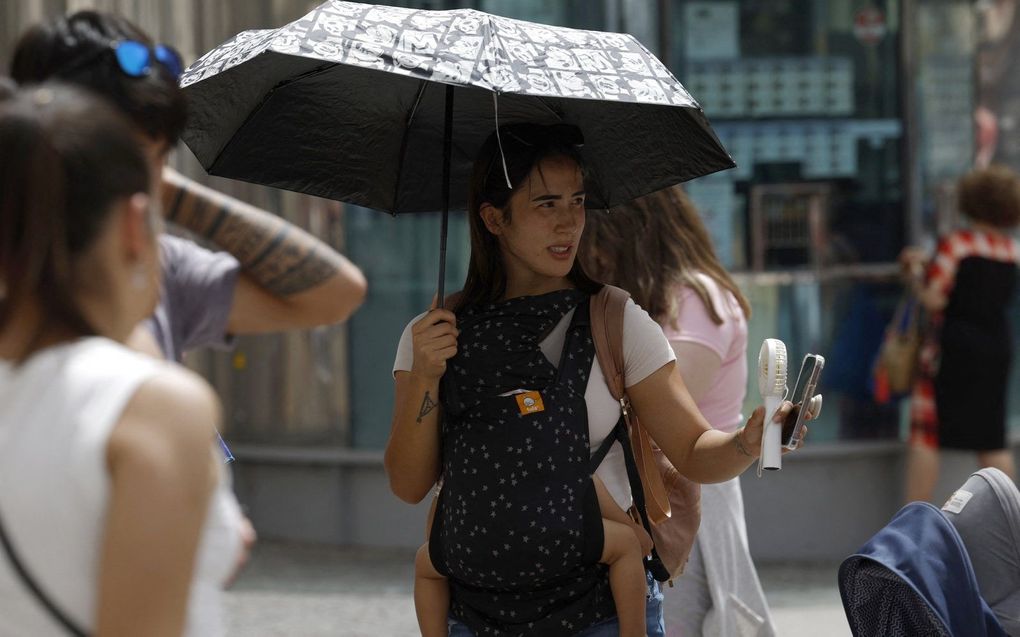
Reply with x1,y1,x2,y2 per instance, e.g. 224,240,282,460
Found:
393,298,675,509
0,338,242,636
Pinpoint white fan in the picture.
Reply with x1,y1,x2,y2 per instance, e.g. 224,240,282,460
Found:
758,339,788,472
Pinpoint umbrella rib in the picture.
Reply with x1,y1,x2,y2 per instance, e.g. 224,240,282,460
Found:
390,79,430,216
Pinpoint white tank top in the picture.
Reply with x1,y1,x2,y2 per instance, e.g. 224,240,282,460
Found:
0,338,242,636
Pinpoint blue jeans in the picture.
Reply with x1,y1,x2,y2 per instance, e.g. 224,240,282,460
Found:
447,571,666,636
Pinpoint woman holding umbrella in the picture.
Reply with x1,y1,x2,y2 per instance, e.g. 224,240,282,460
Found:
386,123,803,636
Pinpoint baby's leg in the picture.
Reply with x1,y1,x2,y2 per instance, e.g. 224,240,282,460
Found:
593,474,652,555
414,543,450,637
601,518,648,637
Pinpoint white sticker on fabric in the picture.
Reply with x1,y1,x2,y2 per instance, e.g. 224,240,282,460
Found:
942,489,974,514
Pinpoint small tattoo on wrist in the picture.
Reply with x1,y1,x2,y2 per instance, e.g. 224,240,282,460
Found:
416,391,438,423
734,431,753,457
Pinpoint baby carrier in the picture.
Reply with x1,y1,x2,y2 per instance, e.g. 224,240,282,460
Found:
430,289,615,636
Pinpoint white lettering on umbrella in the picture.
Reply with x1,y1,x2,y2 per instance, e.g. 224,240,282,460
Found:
399,30,439,55
573,49,614,74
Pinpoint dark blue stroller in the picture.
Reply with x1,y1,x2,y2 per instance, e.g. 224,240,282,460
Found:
838,501,1007,637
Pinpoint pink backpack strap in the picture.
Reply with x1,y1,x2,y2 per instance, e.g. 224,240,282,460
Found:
590,285,629,400
590,285,672,524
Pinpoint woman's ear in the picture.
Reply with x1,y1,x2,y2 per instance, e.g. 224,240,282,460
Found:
479,202,504,236
120,193,154,260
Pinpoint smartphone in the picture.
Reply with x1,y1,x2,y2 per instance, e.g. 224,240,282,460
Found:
781,354,825,449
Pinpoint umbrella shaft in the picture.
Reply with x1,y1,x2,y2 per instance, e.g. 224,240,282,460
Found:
437,85,454,303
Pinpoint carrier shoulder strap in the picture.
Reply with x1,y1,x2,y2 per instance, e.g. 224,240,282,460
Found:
589,285,672,524
0,506,88,636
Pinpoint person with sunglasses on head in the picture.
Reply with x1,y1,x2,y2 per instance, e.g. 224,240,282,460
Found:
0,82,242,637
10,10,367,368
386,123,804,636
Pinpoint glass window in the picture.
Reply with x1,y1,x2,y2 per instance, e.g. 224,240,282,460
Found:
671,0,905,271
477,0,607,29
916,0,976,238
345,208,469,449
669,0,913,442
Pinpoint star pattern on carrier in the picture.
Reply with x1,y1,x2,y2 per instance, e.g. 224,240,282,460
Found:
433,289,616,636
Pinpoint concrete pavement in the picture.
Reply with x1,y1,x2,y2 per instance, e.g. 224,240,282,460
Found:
224,542,851,636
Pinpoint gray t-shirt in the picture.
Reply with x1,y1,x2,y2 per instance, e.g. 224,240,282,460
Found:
144,235,240,363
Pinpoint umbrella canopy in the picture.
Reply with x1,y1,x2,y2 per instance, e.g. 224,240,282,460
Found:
179,0,733,214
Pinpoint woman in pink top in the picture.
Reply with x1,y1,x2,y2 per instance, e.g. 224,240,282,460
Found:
582,186,776,636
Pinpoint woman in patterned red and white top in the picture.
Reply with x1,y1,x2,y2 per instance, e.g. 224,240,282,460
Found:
903,165,1020,503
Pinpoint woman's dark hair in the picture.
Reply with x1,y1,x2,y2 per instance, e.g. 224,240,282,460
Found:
580,185,750,327
0,77,16,101
0,83,151,353
10,10,187,144
457,123,601,311
957,165,1020,229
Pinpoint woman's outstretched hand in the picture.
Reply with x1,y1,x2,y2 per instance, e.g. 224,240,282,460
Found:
735,401,813,457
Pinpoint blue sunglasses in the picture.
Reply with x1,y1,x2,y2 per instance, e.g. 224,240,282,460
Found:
61,40,184,80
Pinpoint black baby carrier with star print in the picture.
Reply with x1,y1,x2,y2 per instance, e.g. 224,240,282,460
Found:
430,289,616,636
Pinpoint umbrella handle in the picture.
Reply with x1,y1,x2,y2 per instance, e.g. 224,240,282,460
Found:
437,84,454,304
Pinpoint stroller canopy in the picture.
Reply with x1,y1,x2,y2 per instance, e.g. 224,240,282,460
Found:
943,468,1020,635
839,502,1006,637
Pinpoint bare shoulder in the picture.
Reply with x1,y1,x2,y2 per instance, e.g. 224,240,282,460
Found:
107,365,221,469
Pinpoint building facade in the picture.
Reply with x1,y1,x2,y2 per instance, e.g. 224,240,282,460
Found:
2,0,1017,559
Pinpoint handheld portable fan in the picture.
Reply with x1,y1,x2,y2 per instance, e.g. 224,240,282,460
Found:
758,338,788,472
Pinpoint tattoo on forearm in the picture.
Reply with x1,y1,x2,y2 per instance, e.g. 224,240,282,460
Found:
163,173,345,296
733,431,753,457
165,183,187,223
416,391,438,423
265,246,347,296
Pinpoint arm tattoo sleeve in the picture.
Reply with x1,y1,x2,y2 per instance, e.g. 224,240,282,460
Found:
162,170,346,296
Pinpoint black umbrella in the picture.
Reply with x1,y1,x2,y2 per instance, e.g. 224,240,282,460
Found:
180,0,733,298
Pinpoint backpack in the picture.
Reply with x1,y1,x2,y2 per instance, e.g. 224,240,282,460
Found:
589,284,701,582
